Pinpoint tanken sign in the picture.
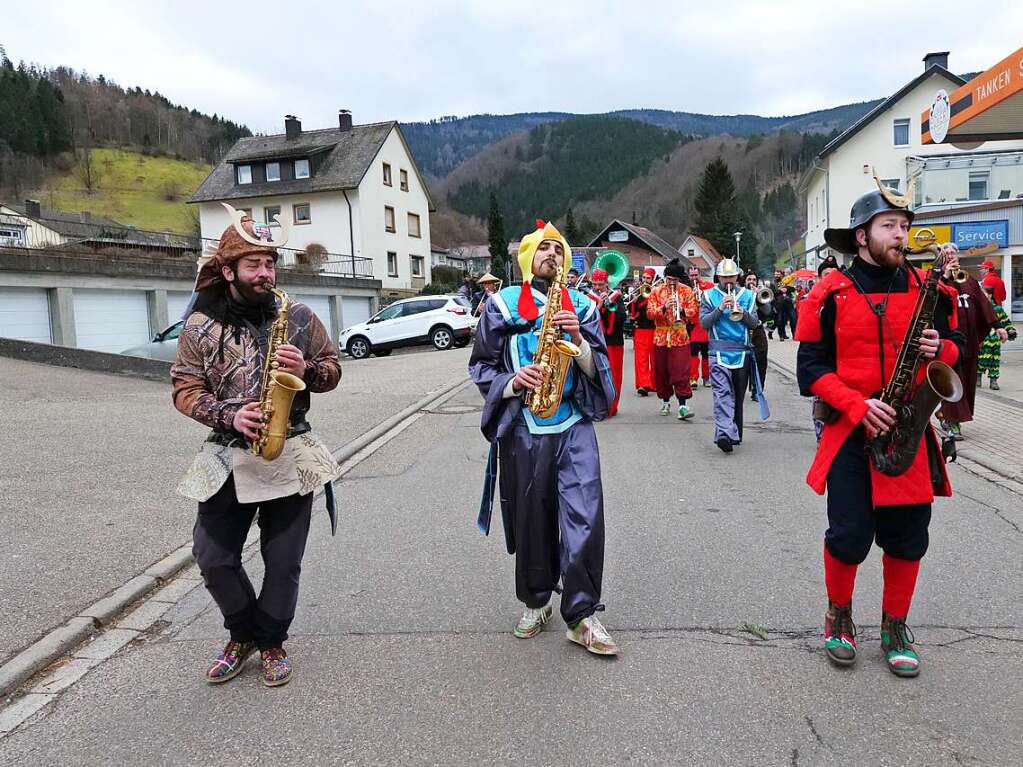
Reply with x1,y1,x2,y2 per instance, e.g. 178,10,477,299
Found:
953,220,1008,249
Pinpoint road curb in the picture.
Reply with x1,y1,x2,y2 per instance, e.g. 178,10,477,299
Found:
0,375,471,700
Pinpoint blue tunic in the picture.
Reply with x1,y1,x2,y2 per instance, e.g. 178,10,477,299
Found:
704,286,756,368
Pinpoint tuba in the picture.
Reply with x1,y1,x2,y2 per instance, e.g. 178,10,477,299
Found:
251,288,308,461
525,260,581,419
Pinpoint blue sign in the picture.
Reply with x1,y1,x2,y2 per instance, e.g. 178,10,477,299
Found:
571,251,586,274
953,220,1008,249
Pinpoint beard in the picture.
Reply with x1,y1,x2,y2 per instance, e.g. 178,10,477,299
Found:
866,233,905,269
533,258,558,280
230,275,275,305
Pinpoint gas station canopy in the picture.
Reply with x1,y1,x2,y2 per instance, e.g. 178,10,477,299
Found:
922,46,1023,145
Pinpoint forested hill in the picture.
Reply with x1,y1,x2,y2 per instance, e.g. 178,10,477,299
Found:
0,45,249,198
441,116,687,239
403,100,880,179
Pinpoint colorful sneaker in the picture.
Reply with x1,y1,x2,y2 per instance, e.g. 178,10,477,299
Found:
947,422,963,441
990,379,1000,390
677,404,694,421
823,602,857,666
514,601,553,638
880,613,920,678
566,615,619,656
205,640,255,684
260,647,292,687
659,401,671,416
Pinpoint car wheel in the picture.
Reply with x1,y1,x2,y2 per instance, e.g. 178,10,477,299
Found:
347,336,371,359
430,326,454,351
373,349,392,357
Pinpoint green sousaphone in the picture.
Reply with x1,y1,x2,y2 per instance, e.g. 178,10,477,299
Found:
592,250,630,288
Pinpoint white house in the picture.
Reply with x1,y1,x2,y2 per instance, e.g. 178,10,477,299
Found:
677,234,724,276
190,111,435,295
799,51,1023,270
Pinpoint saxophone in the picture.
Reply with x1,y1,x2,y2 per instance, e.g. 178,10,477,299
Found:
525,261,582,419
866,248,963,476
252,287,308,461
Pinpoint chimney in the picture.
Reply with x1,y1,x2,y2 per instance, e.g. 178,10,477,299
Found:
338,109,353,132
24,199,41,219
284,114,302,140
923,51,949,71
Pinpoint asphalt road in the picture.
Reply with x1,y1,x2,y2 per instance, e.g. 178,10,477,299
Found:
0,347,471,667
3,348,1022,765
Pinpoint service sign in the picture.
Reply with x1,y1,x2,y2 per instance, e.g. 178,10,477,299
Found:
608,230,629,243
571,251,587,274
953,220,1008,249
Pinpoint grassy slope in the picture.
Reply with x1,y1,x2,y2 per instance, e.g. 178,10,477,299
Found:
38,148,210,234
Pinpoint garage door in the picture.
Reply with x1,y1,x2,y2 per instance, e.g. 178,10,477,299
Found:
294,294,333,333
73,289,151,353
167,290,193,323
0,287,52,343
343,297,372,329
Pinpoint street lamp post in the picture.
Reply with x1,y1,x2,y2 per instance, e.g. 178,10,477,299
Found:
733,231,742,265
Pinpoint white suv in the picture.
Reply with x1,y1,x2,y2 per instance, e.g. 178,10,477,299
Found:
339,295,475,359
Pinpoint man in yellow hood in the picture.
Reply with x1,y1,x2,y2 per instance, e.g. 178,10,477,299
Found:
469,219,620,656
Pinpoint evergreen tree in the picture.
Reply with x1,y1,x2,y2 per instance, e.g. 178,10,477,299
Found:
487,192,509,282
692,157,741,262
564,206,581,244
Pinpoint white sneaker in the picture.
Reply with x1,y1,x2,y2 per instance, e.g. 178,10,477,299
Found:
659,402,671,416
514,601,553,638
566,615,619,656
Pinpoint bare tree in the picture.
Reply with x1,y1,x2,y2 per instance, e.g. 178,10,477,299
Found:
73,148,100,193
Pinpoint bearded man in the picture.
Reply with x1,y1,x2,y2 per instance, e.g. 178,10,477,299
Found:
172,209,342,687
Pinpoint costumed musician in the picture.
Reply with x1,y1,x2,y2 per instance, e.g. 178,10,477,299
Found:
628,267,657,396
647,258,699,420
700,258,768,453
589,267,626,417
469,219,619,656
795,179,965,677
688,266,714,388
474,272,502,316
745,270,770,403
171,206,343,688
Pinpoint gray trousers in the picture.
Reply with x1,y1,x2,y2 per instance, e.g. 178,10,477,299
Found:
711,358,751,443
192,475,313,650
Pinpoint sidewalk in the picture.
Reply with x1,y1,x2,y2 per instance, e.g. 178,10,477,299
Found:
768,336,1023,484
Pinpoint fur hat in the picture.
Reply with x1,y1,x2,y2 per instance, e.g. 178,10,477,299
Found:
195,220,279,292
664,258,687,280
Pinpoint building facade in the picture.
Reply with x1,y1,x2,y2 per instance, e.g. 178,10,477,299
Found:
190,112,435,296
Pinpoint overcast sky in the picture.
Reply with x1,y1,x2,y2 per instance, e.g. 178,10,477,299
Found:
5,1,1022,133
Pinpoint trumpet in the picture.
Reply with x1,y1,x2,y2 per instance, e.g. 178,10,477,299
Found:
904,240,969,284
756,286,774,306
625,277,661,305
725,285,745,322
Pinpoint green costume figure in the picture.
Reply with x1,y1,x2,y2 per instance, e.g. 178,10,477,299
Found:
979,289,1016,390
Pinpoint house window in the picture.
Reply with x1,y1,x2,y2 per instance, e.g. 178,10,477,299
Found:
387,251,398,276
237,165,252,184
893,118,910,147
881,178,901,193
293,203,311,224
294,159,310,179
383,163,393,186
400,169,409,191
408,212,421,238
384,206,396,233
264,205,281,225
969,171,989,201
266,162,281,182
411,255,424,277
